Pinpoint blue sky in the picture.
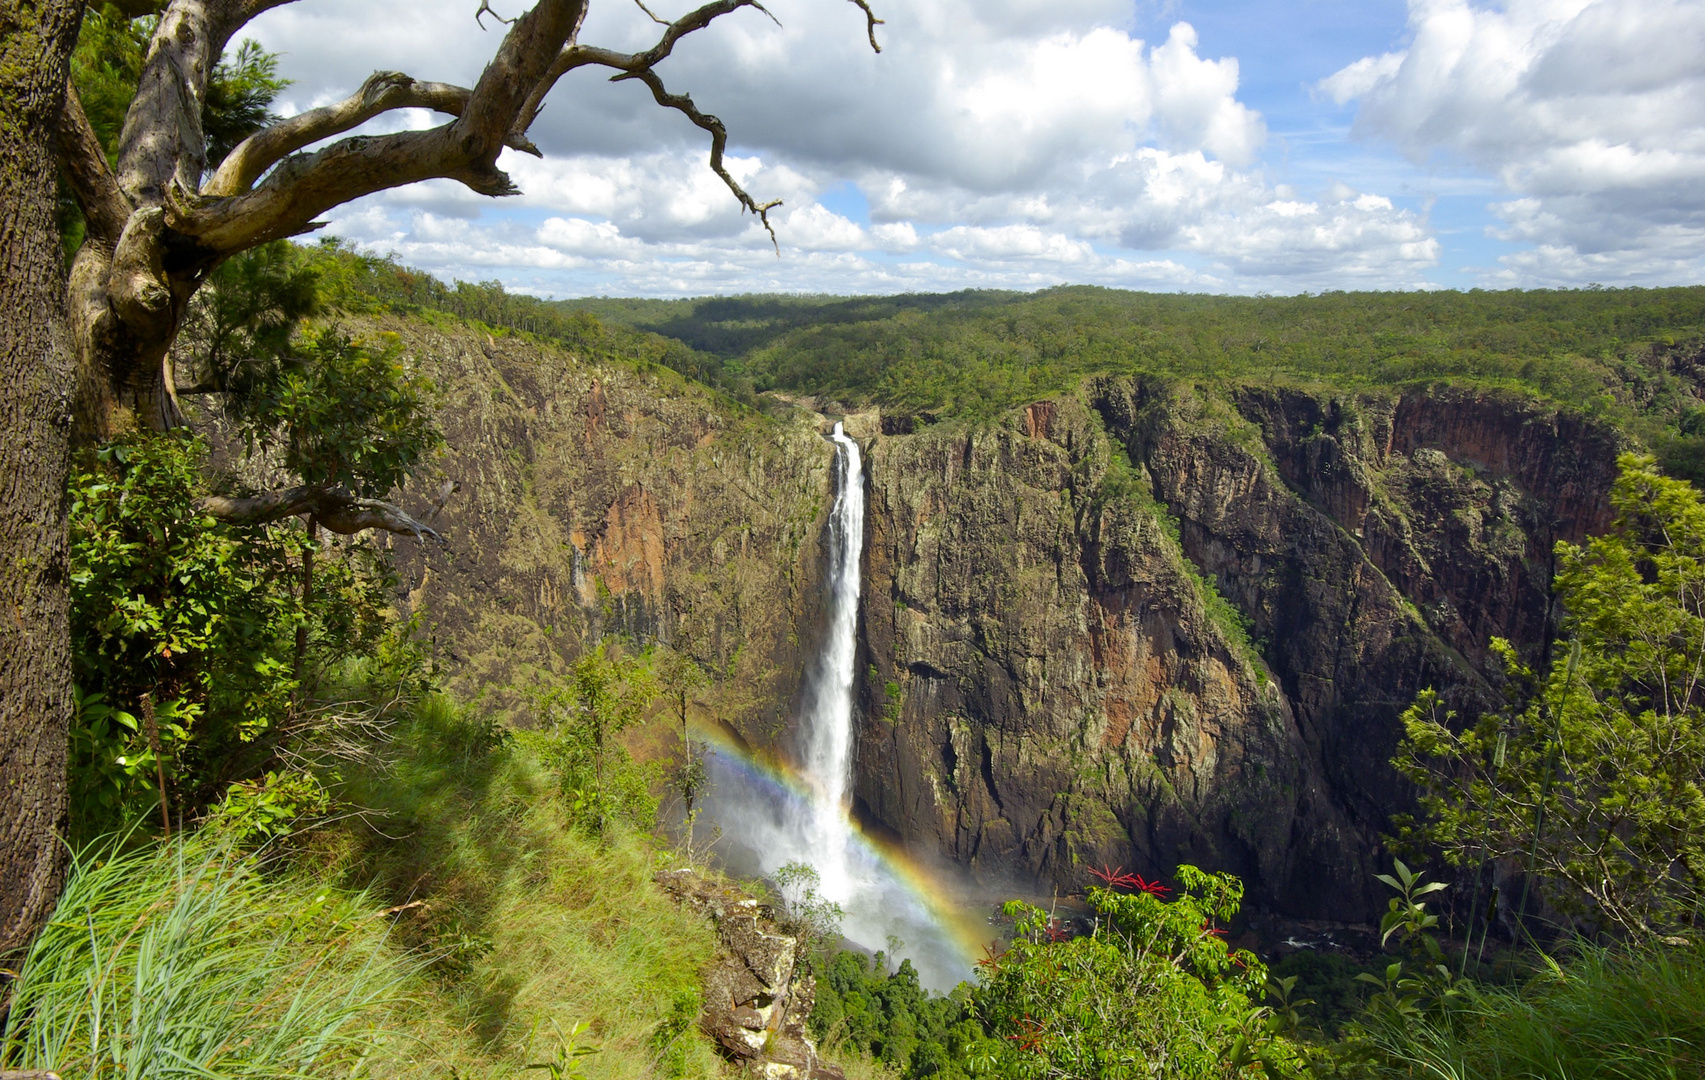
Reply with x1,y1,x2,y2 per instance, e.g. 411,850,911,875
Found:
247,0,1705,297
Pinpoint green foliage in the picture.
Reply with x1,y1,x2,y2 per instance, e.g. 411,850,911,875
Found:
233,325,443,498
810,947,986,1079
299,241,725,394
179,241,322,395
1395,454,1705,938
1352,861,1463,1022
970,866,1310,1079
1348,940,1705,1080
1266,951,1377,1038
70,5,150,159
522,1022,599,1080
774,862,845,954
573,287,1705,465
68,436,390,840
200,39,286,168
655,646,711,831
205,768,333,843
521,644,660,834
0,834,410,1078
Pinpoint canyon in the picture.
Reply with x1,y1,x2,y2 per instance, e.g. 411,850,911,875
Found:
377,312,1623,925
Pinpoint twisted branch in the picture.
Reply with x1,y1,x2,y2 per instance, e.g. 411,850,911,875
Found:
613,66,782,248
205,72,542,198
512,0,881,249
54,77,131,244
476,0,516,28
846,0,883,53
168,0,586,252
199,484,446,541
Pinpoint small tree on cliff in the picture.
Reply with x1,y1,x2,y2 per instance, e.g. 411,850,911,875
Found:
1395,455,1705,940
2,0,882,951
657,645,710,840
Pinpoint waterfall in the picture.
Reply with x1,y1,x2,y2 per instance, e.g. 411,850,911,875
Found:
800,422,864,900
692,421,975,991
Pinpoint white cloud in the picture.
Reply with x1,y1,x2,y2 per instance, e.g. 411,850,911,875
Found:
929,225,1097,263
244,0,1439,294
1324,0,1705,284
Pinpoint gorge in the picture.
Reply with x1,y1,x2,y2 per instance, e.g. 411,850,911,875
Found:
372,301,1630,941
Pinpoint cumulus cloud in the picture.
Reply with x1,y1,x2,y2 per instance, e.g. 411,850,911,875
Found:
1324,0,1705,285
245,0,1439,294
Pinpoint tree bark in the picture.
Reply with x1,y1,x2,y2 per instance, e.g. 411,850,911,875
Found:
0,0,83,957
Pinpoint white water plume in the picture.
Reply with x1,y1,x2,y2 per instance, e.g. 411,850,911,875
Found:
801,422,865,901
693,422,976,991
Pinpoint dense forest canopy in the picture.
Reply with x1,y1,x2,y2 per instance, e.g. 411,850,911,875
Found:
562,286,1705,422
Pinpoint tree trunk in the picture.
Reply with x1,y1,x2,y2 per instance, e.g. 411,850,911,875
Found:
0,0,83,956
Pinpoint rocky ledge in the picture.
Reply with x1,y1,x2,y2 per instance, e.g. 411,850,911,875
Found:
653,869,844,1080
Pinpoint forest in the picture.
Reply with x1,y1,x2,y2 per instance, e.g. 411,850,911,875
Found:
562,286,1705,480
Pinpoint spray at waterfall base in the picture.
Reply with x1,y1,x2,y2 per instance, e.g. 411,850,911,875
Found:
684,733,988,991
679,423,983,993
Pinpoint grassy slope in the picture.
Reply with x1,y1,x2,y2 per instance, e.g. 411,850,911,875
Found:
1354,942,1705,1080
2,697,727,1080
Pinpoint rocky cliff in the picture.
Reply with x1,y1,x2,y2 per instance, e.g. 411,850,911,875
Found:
854,379,1622,922
376,313,1624,924
361,313,836,745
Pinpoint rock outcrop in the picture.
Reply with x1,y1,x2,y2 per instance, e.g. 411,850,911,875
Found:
654,870,844,1080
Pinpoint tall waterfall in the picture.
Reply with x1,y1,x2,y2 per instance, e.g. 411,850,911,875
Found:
800,422,864,900
693,421,973,990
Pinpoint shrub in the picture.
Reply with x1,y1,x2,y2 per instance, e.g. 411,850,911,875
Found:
970,866,1310,1079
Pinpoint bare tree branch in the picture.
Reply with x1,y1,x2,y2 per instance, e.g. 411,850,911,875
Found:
169,0,588,251
205,71,542,198
476,0,516,29
199,484,446,541
613,66,782,249
507,0,878,250
55,78,131,244
845,0,883,53
517,0,770,134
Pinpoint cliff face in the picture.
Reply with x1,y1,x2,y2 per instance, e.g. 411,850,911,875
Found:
378,314,1624,923
366,314,836,746
855,380,1622,921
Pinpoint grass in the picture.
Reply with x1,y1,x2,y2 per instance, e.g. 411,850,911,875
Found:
3,694,727,1079
0,834,409,1078
1353,941,1705,1080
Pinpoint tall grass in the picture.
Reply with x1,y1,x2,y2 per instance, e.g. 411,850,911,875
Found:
1354,942,1705,1080
0,835,409,1078
2,694,727,1079
308,693,725,1079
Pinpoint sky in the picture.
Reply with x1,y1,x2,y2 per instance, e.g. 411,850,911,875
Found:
243,0,1705,297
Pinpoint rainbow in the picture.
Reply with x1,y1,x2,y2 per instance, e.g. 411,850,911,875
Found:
688,722,995,975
